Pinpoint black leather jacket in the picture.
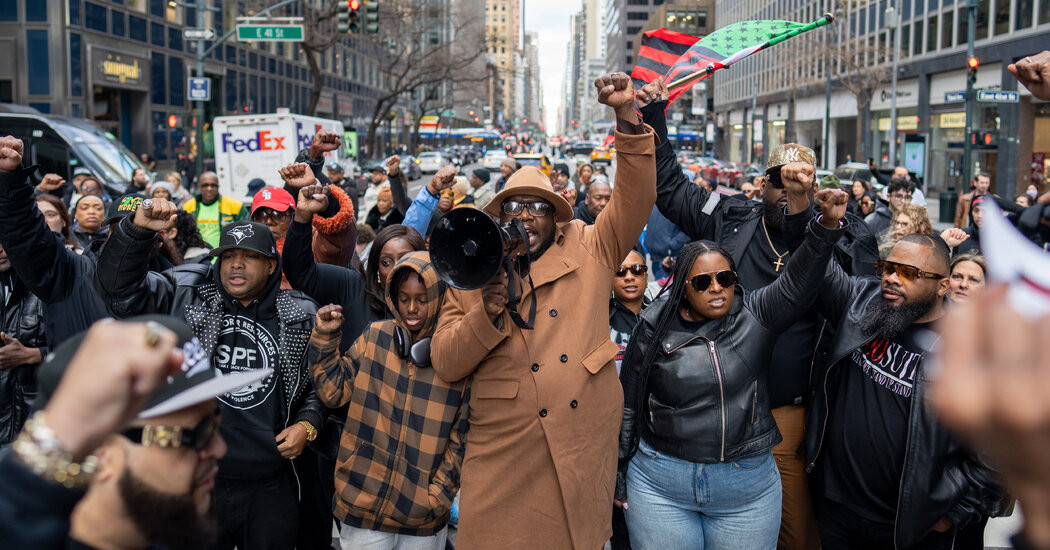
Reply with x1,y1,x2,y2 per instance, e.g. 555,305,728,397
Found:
804,266,1005,548
0,275,46,445
93,218,324,432
617,219,844,499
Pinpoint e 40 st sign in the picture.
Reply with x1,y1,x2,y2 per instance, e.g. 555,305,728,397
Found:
236,25,304,42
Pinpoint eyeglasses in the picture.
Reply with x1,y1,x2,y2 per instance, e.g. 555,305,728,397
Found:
766,168,784,189
502,200,553,217
252,209,292,224
875,260,946,281
689,270,738,292
616,264,648,277
122,410,221,452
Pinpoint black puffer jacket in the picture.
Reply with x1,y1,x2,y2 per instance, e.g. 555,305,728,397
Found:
93,218,324,433
0,275,47,445
804,264,1006,548
617,219,844,499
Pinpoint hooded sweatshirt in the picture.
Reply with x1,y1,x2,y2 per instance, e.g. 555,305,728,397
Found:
308,251,470,535
211,252,289,480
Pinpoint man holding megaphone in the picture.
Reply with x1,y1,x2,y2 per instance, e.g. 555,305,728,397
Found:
431,73,660,549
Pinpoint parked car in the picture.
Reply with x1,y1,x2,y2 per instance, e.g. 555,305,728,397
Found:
513,153,552,176
482,149,509,170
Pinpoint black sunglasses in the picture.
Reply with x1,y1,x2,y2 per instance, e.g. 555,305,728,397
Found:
122,409,221,452
252,209,292,223
502,200,553,217
616,264,648,277
875,260,946,281
766,167,784,189
690,270,738,292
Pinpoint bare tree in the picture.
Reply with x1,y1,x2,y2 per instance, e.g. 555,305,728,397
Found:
299,1,343,116
362,0,488,158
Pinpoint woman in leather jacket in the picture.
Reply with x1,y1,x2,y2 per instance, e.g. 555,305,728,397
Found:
616,194,847,550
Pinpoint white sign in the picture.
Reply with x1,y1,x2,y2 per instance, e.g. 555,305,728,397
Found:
977,90,1019,103
944,91,966,103
183,28,216,40
188,77,211,102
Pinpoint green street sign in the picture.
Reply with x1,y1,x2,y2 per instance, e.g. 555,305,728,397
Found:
343,130,358,158
236,25,304,41
441,110,456,117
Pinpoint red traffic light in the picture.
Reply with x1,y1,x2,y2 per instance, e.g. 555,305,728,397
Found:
968,57,979,69
167,114,178,128
349,0,360,9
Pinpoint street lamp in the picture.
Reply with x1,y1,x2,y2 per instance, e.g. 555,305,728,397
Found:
885,2,902,167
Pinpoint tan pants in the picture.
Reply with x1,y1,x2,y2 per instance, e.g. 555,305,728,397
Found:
772,404,821,550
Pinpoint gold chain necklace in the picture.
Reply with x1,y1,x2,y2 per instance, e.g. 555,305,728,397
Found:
761,218,790,272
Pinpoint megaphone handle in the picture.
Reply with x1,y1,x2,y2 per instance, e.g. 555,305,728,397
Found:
504,259,537,330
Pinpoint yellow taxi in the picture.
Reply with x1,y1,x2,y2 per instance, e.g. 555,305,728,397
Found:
512,153,552,176
591,146,614,164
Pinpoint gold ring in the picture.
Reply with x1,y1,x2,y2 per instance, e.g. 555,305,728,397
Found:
1026,57,1033,64
144,321,165,348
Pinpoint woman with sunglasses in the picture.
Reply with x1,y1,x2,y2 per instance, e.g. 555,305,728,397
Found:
616,190,849,550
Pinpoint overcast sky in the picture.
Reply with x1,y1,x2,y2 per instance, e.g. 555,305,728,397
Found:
523,0,579,132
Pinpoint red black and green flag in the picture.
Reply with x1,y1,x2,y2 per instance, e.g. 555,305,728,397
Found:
630,29,701,90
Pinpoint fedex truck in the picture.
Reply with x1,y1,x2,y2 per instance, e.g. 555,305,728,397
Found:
212,112,349,200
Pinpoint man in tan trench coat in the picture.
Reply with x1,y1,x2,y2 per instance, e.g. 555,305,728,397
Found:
431,73,657,549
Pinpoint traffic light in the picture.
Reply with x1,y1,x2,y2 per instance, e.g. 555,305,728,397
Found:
968,56,979,85
363,0,379,34
969,129,998,149
338,0,360,33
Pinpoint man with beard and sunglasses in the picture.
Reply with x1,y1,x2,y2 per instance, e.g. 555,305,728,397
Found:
0,315,269,550
638,78,875,550
431,73,657,549
804,234,1005,549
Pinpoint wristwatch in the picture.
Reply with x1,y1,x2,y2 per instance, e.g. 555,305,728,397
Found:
297,420,318,442
12,412,98,489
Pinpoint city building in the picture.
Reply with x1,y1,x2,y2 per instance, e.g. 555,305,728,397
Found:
1,0,391,164
485,0,521,123
604,0,664,74
564,0,611,135
713,0,1049,197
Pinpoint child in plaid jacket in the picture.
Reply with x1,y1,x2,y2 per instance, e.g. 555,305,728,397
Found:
309,251,470,544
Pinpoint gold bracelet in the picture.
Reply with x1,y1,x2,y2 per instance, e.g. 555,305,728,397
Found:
12,412,98,490
297,420,318,442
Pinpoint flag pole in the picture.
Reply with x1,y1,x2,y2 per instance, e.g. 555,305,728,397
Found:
667,12,835,92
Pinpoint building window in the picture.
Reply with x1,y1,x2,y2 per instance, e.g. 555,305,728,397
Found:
151,21,164,47
1040,0,1050,23
957,6,968,44
152,111,168,161
913,19,924,54
168,56,184,106
111,10,125,37
978,0,991,37
129,15,146,41
149,0,162,17
70,32,83,97
28,102,50,113
26,0,46,21
226,70,237,111
0,0,15,21
926,14,937,51
26,30,50,95
151,52,166,105
901,23,910,55
942,11,953,48
168,27,183,51
994,0,1011,34
85,2,106,31
70,0,81,24
71,103,83,118
249,52,258,70
1017,0,1033,28
0,80,12,102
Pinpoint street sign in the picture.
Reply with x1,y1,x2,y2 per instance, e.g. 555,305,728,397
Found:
183,28,216,40
236,25,304,41
977,90,1019,103
188,77,211,102
440,110,456,117
944,91,965,103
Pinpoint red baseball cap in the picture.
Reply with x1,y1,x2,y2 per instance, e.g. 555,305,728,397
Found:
251,187,296,214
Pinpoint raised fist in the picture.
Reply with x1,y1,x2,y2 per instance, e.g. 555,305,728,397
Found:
814,188,848,229
132,198,179,232
0,136,23,173
635,77,669,108
315,304,345,332
37,173,66,192
594,73,637,113
781,162,815,195
940,228,971,248
278,163,318,189
426,166,458,196
295,184,330,223
386,155,401,177
308,130,341,158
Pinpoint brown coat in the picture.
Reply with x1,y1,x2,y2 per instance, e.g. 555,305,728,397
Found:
955,190,975,229
432,127,656,549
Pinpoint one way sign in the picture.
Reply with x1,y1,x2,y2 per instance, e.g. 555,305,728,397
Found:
188,77,211,102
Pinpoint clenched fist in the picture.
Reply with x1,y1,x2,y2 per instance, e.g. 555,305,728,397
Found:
814,189,848,229
635,77,669,108
426,166,458,196
37,173,66,192
386,155,401,177
0,136,23,173
133,198,179,232
595,73,637,114
315,304,345,332
308,130,341,158
481,270,510,324
278,163,318,189
940,228,971,248
295,184,330,223
780,162,815,196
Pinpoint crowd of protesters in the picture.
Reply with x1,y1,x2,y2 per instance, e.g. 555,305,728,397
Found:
0,51,1047,550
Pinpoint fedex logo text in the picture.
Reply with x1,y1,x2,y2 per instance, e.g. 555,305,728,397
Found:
221,131,286,153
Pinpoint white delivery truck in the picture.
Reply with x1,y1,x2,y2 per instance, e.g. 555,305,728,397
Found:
212,112,349,200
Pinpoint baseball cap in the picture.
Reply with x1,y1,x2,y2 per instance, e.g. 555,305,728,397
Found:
766,144,816,172
209,221,278,259
327,162,345,174
368,164,386,174
819,174,843,191
72,167,94,178
34,315,272,419
250,186,296,215
247,178,267,197
471,168,490,182
103,193,147,226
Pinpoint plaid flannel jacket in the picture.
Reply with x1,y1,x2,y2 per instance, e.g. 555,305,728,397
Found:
310,320,470,535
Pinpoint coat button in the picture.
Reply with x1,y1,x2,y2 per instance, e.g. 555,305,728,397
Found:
570,400,578,408
531,363,539,372
549,308,558,317
539,409,548,417
560,354,568,362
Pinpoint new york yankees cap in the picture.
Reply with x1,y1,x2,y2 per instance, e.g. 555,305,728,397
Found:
209,221,279,259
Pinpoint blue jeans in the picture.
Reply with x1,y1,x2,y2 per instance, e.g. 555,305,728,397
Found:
624,438,782,550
